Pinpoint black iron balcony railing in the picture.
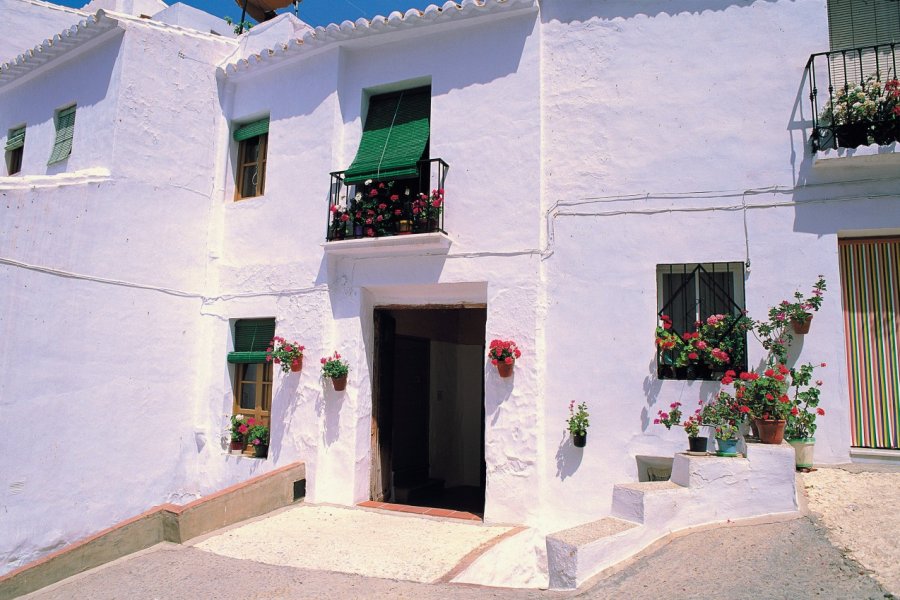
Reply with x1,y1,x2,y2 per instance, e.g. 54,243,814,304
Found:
326,158,449,241
805,42,900,151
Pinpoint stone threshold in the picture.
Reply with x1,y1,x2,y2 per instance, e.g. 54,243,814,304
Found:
357,500,482,522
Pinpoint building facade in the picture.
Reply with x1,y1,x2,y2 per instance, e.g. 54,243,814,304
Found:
2,0,899,578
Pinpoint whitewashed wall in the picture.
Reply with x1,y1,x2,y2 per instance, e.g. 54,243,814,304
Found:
0,0,86,62
3,0,900,576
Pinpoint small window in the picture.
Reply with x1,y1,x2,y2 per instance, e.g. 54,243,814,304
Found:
233,117,269,200
5,125,25,175
227,318,276,426
656,262,748,380
48,105,76,165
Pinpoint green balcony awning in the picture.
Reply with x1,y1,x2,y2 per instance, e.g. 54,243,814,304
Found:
227,318,275,364
5,126,25,152
233,117,269,142
344,87,430,184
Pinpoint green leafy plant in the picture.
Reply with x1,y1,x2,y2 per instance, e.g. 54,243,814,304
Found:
655,313,752,372
266,336,305,373
786,362,827,439
247,423,269,447
714,423,739,441
224,15,254,35
566,401,589,436
770,276,827,326
320,351,349,379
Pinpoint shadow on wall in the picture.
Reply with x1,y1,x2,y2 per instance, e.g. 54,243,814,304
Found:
540,0,780,24
317,381,345,447
555,431,583,480
485,362,514,427
269,372,301,462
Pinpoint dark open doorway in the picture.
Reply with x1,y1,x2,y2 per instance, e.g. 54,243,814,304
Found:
372,306,487,516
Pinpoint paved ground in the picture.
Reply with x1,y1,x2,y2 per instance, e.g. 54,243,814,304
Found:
23,515,892,600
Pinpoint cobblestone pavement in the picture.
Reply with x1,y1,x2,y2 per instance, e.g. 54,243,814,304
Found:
22,515,892,600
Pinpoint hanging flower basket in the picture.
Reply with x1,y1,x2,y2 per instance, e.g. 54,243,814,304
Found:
488,339,521,378
791,315,813,334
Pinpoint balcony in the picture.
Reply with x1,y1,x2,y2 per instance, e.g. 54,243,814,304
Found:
325,158,449,242
805,43,900,155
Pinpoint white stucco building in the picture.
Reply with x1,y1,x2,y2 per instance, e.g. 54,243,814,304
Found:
2,0,899,583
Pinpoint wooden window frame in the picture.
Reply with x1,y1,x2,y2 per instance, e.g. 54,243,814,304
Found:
7,146,23,175
235,132,268,200
232,361,273,427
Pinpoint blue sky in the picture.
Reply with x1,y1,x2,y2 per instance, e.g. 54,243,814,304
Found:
50,0,426,27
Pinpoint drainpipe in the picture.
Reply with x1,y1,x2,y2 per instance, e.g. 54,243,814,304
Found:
239,0,248,34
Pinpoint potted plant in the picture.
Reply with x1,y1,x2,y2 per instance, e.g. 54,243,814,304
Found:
247,423,269,458
229,414,246,453
724,366,790,444
488,339,521,378
768,276,826,335
873,78,900,145
820,77,880,148
655,312,752,377
566,400,590,447
267,336,305,373
683,412,707,453
714,423,740,456
321,351,350,391
700,391,746,456
411,188,444,232
786,362,827,470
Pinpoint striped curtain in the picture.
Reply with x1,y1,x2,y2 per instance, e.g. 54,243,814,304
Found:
839,238,900,449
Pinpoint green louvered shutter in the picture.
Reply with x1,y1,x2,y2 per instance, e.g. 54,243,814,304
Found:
5,126,25,152
233,117,269,142
227,318,276,363
829,0,900,49
48,106,76,165
344,87,430,184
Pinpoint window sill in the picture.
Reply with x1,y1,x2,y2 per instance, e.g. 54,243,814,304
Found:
814,141,900,168
322,231,452,258
227,449,267,460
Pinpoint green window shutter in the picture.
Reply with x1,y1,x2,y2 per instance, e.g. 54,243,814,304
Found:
227,318,276,364
48,106,76,165
5,126,25,152
344,87,430,184
234,117,269,142
829,0,900,50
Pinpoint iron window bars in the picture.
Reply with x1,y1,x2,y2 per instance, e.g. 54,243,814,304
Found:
657,263,748,380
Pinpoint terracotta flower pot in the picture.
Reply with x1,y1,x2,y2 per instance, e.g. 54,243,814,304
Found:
791,314,813,334
290,356,303,372
496,362,514,378
230,439,244,453
754,418,786,445
331,375,348,391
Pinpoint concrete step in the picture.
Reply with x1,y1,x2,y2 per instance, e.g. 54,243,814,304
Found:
546,444,799,589
610,480,688,525
546,517,642,589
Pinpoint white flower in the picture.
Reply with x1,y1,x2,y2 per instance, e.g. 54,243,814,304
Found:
364,179,373,185
235,414,244,421
355,192,363,201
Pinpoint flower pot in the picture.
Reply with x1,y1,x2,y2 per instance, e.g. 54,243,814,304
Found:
716,437,739,456
835,123,869,148
253,443,268,459
331,375,347,391
788,438,815,469
872,121,900,146
230,439,244,453
573,433,586,448
754,418,786,445
496,362,514,378
290,356,303,372
397,219,412,234
688,436,708,453
791,314,813,334
353,224,364,238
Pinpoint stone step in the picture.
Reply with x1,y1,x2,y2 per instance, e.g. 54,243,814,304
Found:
610,480,688,525
546,517,642,590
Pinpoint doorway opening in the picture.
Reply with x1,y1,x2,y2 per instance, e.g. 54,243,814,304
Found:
371,306,487,516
